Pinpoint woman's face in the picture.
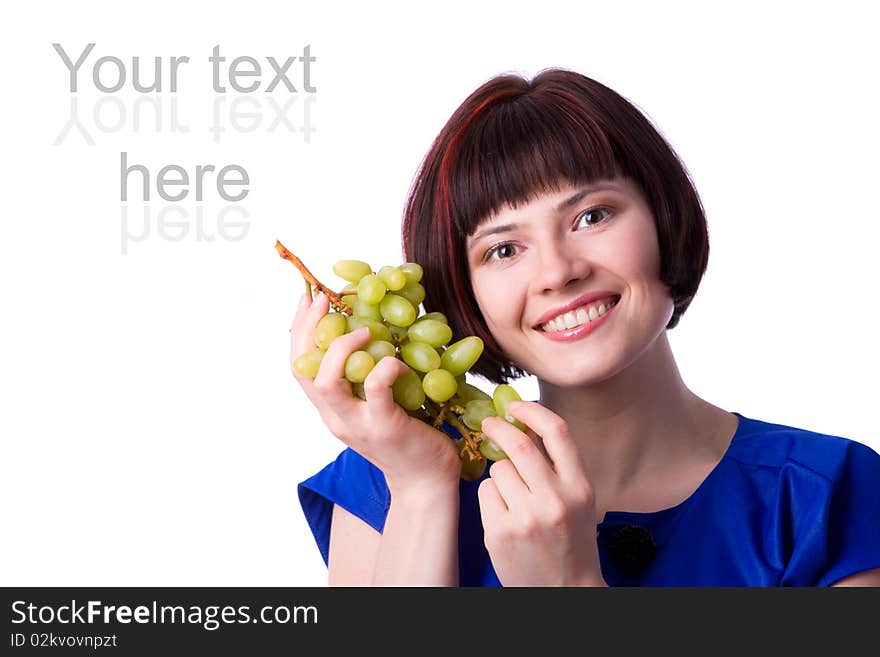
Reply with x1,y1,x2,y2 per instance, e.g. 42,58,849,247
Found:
466,177,674,387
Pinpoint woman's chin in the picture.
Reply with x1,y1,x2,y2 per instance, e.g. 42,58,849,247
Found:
530,365,614,389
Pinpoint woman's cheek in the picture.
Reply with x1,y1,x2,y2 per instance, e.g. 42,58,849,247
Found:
473,268,500,307
473,264,530,336
478,286,508,333
490,270,525,326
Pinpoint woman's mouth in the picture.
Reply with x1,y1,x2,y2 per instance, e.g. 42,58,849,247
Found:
535,296,619,341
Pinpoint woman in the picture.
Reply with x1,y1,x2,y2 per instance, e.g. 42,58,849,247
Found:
292,69,880,586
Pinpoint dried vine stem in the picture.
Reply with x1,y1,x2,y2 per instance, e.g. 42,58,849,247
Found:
426,400,484,460
275,240,352,315
458,427,484,460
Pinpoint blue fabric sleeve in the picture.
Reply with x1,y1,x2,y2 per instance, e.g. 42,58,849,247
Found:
783,439,880,586
297,448,391,566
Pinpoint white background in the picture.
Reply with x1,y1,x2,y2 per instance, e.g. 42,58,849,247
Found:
1,1,877,586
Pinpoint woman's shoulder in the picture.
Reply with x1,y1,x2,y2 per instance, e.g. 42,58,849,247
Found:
722,413,880,586
297,447,391,565
727,412,880,483
299,447,390,514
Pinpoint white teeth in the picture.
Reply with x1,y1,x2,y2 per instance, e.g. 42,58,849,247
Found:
540,298,617,332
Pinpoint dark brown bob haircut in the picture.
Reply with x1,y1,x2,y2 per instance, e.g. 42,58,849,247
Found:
401,68,709,385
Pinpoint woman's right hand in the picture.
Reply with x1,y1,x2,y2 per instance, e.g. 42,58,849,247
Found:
290,292,462,495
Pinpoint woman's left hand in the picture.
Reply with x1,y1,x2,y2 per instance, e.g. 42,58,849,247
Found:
477,401,607,587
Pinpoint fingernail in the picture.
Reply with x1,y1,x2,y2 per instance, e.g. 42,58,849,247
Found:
507,401,522,411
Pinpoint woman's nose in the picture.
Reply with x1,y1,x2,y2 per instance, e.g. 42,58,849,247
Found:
533,240,592,293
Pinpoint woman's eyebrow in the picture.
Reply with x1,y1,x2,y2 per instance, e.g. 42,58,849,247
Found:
555,182,622,212
468,222,518,246
468,182,623,247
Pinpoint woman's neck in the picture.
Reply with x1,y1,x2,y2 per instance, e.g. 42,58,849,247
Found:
537,331,737,516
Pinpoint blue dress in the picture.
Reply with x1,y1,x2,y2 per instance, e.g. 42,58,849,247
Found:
297,411,880,586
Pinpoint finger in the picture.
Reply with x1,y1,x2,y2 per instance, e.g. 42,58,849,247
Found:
506,401,585,483
312,326,373,400
362,356,410,419
290,292,330,361
487,457,531,509
523,426,552,462
295,327,373,438
477,477,509,517
480,415,554,492
287,295,365,438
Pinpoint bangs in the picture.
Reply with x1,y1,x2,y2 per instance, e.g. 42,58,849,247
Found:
446,95,624,237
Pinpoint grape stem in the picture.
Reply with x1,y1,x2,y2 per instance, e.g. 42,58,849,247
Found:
425,399,484,463
275,240,353,315
427,398,448,429
446,403,466,416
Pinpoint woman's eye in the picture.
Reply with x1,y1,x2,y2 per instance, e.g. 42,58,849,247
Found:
575,206,612,229
484,243,518,262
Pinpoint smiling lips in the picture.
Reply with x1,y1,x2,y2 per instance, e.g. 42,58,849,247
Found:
538,296,618,332
535,296,619,342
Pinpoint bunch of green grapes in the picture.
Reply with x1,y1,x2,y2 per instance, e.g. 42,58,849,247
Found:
292,258,527,480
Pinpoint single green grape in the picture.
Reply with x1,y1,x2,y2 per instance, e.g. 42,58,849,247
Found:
333,260,373,283
314,312,348,349
493,384,527,432
462,399,497,431
357,274,387,305
293,348,326,378
422,368,458,402
479,437,508,462
452,381,493,404
396,280,425,308
440,336,484,376
346,316,393,343
352,298,383,322
414,311,448,325
365,340,396,362
379,294,417,327
407,319,452,348
344,351,376,383
378,265,407,291
399,262,424,284
400,341,441,372
392,366,426,410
